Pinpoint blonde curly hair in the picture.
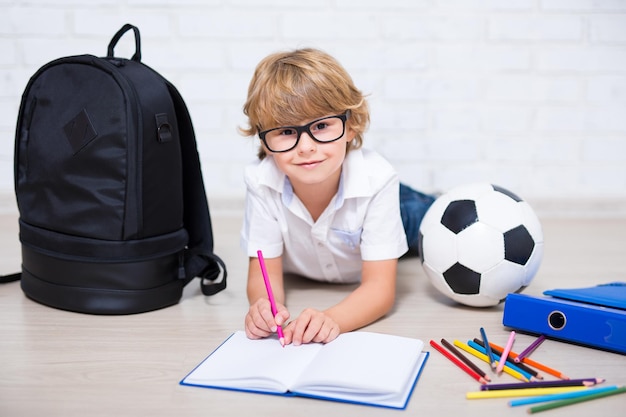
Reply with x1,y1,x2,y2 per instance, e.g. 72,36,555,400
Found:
240,48,369,159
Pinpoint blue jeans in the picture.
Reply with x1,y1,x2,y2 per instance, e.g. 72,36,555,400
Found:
399,183,436,255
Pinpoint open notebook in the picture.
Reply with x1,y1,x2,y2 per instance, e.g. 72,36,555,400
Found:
180,330,428,409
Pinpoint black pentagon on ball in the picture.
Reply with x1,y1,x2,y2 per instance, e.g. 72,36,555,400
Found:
440,200,478,234
443,263,481,295
492,184,523,202
504,225,535,265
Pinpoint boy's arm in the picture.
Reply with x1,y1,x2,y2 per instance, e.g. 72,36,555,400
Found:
286,258,397,345
247,255,285,305
323,258,397,332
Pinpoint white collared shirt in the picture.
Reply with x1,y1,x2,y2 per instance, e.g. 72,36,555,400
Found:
240,148,408,283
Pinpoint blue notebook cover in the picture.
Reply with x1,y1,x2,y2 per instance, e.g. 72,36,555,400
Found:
543,282,626,310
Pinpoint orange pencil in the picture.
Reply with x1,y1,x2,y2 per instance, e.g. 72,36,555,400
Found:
430,340,488,384
488,341,569,380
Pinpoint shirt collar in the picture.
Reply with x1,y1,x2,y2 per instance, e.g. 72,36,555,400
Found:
255,156,293,206
341,148,373,199
257,156,286,193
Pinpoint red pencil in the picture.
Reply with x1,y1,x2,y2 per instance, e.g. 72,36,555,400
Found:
430,339,488,384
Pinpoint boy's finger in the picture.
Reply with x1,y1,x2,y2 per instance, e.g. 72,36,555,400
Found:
274,309,290,326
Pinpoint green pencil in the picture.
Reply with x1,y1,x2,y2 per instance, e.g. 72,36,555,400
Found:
528,385,626,414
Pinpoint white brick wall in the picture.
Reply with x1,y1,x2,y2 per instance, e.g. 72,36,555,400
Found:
1,0,626,216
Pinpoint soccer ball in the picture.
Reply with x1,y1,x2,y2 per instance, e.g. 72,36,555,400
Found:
418,183,544,307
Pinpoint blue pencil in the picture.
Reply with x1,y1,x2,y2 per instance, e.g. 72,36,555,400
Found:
480,327,496,370
509,385,619,407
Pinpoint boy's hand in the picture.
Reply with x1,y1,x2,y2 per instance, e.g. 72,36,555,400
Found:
245,298,289,340
283,308,340,346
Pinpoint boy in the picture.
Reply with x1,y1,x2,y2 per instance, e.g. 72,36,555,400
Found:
239,48,434,346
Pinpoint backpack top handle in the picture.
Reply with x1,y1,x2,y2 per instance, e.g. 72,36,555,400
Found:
107,23,141,62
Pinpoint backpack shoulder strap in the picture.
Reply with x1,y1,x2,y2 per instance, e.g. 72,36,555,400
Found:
0,273,20,283
166,81,227,296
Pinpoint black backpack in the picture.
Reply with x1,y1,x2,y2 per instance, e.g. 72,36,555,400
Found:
6,24,227,314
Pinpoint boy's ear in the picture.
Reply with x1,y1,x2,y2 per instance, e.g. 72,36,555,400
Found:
345,125,356,140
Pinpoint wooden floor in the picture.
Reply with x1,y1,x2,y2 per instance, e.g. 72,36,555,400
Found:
1,211,625,417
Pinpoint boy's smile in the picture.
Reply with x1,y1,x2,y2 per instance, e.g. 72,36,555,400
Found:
296,158,323,169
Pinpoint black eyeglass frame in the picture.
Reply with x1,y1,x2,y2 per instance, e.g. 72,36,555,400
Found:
258,112,350,153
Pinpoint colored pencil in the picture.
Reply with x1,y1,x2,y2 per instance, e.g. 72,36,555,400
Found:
480,327,496,370
453,340,530,382
487,341,569,379
509,385,618,407
514,334,545,363
474,338,543,380
257,250,285,347
497,331,516,374
430,339,488,384
481,378,605,391
528,385,626,414
467,340,533,382
441,338,491,382
467,386,587,400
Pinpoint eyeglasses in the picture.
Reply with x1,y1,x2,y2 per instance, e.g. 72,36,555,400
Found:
258,112,349,153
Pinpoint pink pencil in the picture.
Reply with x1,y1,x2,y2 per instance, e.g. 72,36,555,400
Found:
257,250,285,347
497,331,516,375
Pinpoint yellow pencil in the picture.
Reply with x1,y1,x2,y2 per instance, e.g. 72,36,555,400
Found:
467,386,589,399
453,340,530,382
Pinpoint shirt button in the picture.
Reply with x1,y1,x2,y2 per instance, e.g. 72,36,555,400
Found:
317,242,324,247
325,264,333,269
